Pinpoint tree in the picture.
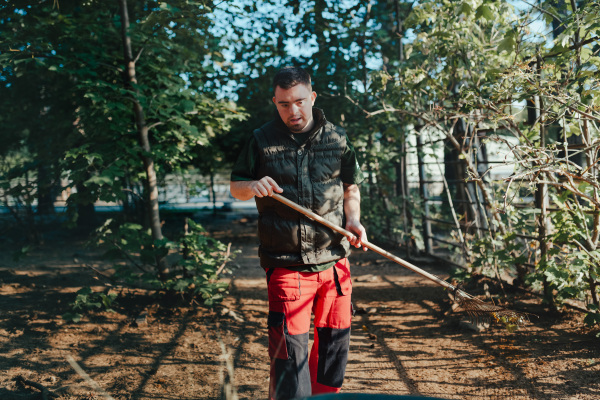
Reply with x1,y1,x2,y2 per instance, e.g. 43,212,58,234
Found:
370,0,600,322
1,0,243,300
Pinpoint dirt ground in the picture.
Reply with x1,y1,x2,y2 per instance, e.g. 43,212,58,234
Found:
1,213,599,400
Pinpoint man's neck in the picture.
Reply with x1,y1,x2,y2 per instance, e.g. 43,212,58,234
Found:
275,108,324,137
297,118,315,134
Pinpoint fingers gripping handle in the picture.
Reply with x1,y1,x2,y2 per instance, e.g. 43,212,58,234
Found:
270,193,453,291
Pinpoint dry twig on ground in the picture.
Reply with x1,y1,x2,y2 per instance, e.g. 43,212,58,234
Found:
15,375,60,400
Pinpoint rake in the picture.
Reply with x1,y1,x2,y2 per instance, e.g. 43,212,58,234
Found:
272,193,529,327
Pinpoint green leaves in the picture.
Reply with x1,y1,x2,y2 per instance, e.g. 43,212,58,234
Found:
585,305,600,327
83,175,114,187
458,2,473,17
63,287,117,323
475,4,494,21
388,0,600,320
3,0,599,326
498,30,516,54
92,216,234,307
1,0,247,233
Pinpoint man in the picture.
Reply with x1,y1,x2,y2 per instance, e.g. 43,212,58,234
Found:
230,66,367,400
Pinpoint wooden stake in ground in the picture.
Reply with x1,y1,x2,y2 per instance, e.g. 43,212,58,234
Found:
65,355,116,400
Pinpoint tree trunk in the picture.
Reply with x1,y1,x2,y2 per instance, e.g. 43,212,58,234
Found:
36,162,55,215
442,122,507,243
75,181,97,231
210,170,217,215
416,131,433,254
395,131,414,257
444,120,471,222
535,55,554,306
395,0,404,62
118,0,168,277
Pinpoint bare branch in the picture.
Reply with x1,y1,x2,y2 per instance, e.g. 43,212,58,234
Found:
551,96,600,123
133,46,145,65
15,376,59,399
215,242,232,277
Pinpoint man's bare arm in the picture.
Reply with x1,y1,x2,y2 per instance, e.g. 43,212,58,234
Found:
343,183,368,250
230,177,283,201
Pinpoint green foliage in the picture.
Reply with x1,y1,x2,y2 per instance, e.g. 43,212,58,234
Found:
498,314,522,334
469,203,536,278
167,219,232,306
94,218,233,306
370,0,600,321
448,266,472,283
11,246,31,263
1,1,246,230
63,287,117,323
536,193,600,321
584,304,600,327
2,0,599,327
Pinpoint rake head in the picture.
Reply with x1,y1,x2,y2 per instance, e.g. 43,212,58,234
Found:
454,288,531,330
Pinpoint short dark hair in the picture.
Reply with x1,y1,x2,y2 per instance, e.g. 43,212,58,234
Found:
272,66,312,91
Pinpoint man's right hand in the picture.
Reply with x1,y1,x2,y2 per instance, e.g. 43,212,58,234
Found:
230,177,283,201
250,176,283,198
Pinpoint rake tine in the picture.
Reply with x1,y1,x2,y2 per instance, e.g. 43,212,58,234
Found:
271,193,529,327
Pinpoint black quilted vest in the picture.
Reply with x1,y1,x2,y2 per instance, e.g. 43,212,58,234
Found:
254,109,351,268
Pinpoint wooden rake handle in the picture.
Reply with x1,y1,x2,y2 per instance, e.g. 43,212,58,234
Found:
271,193,455,292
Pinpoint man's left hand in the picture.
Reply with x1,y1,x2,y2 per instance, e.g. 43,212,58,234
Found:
345,219,368,251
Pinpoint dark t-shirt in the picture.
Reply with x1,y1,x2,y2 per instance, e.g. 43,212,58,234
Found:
230,109,364,272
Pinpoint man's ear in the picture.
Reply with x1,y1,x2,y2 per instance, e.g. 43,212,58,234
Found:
311,91,317,105
272,96,276,105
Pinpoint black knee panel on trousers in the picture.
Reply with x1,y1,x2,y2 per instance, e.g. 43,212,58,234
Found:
268,311,311,399
316,327,351,387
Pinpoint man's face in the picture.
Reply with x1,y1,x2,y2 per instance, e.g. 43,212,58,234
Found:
272,83,317,133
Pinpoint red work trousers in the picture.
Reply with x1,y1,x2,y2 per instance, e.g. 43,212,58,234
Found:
266,258,352,400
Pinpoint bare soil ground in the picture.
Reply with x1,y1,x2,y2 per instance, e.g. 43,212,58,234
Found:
1,214,599,400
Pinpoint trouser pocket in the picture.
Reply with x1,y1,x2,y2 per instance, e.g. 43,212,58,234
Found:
266,268,302,359
333,258,352,296
267,268,301,301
